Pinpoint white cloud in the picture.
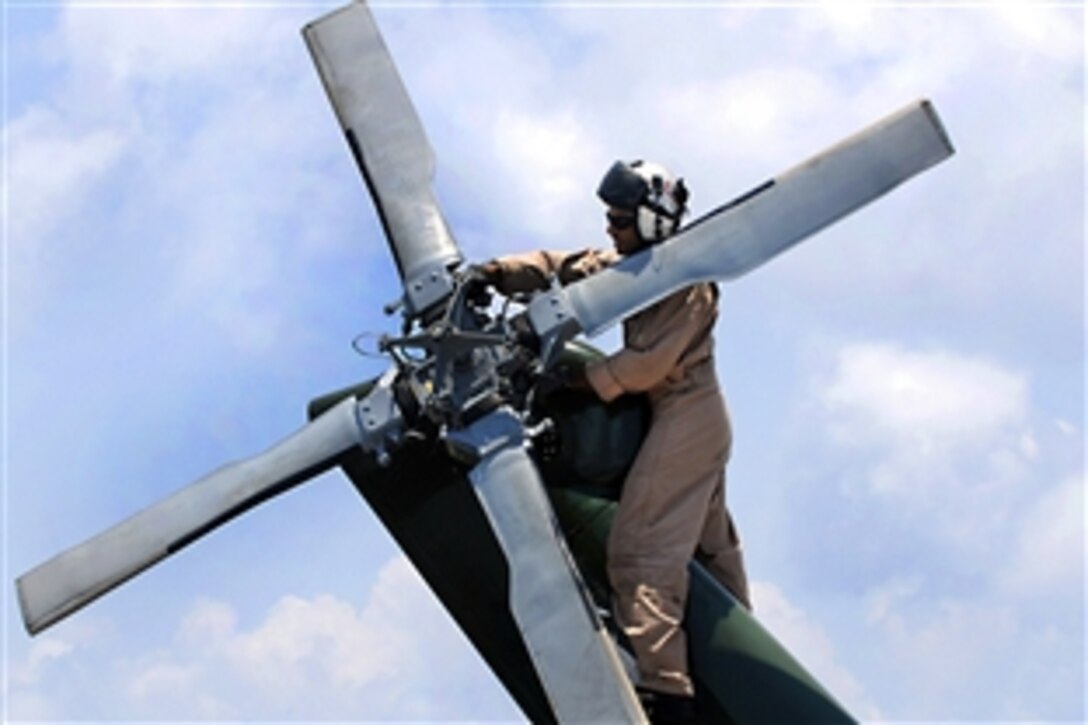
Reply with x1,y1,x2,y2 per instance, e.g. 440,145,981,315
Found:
821,342,1029,456
807,341,1059,556
7,3,368,354
5,691,60,721
788,339,1084,719
4,106,126,324
1055,419,1078,437
814,341,1040,519
491,108,603,241
224,592,400,692
8,555,520,720
992,2,1083,61
177,597,237,648
55,4,297,94
126,660,200,701
863,582,1019,716
10,636,75,687
1000,473,1086,599
860,575,1083,721
5,106,125,241
863,576,922,628
6,619,121,720
210,555,519,718
660,69,837,168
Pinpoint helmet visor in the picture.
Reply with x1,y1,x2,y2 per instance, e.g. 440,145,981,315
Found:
596,161,648,211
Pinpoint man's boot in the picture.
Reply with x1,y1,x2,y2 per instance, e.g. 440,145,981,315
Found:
637,687,699,725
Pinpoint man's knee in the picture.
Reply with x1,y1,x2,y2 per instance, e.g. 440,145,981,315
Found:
701,548,752,611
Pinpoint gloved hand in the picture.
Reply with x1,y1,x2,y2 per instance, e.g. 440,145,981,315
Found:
535,363,590,398
461,261,501,304
466,261,501,286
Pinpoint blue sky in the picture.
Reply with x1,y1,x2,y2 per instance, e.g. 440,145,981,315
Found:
4,1,1084,721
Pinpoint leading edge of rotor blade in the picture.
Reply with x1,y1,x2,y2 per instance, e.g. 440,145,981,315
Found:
532,99,954,341
455,409,644,723
16,397,364,636
302,1,461,284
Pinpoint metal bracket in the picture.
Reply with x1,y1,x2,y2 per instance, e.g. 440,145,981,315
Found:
403,262,456,320
354,368,405,467
525,288,583,370
443,406,525,467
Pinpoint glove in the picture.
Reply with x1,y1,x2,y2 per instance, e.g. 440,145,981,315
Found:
535,363,590,398
560,362,590,392
467,261,500,286
461,262,501,303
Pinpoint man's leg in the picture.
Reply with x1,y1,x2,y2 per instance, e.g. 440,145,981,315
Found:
697,474,752,610
609,562,693,697
607,416,706,698
608,391,731,714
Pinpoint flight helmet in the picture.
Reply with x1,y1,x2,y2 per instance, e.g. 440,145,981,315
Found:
596,160,689,243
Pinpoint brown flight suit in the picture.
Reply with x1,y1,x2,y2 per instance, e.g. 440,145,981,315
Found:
492,248,751,698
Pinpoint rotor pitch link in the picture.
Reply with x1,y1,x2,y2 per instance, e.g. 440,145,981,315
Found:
353,366,408,467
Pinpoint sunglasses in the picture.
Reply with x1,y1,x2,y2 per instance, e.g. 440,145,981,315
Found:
606,211,636,230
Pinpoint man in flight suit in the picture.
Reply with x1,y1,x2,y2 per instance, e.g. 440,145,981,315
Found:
478,160,751,724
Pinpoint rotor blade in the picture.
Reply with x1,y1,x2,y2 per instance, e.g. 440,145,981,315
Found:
16,397,364,636
303,1,462,287
528,99,954,342
450,408,644,723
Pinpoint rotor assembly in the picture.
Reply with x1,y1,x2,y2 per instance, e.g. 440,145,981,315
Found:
14,1,954,722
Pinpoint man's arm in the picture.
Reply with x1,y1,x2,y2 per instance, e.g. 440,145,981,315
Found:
585,284,715,402
484,249,618,295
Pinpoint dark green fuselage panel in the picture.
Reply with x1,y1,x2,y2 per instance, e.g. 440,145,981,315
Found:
307,343,855,724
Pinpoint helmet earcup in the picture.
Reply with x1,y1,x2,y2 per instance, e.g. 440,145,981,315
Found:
599,159,687,245
636,205,677,243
